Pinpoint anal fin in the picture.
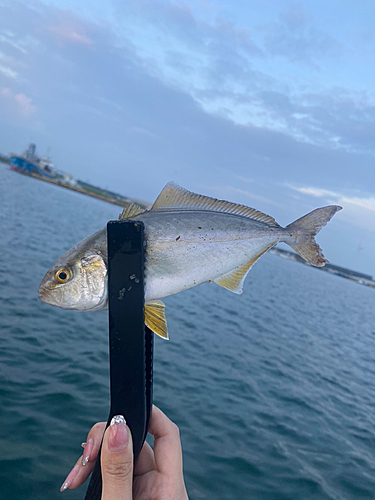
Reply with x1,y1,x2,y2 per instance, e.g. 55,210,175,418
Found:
145,300,169,340
214,246,273,294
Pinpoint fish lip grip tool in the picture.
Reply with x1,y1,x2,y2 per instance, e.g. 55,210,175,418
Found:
85,220,153,500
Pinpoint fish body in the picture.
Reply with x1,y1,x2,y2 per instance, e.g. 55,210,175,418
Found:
140,209,282,301
39,182,342,338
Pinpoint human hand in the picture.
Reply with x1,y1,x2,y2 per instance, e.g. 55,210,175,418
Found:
60,405,189,500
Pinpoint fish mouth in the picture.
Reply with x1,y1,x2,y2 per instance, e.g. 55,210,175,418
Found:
38,292,49,304
38,282,60,306
38,283,48,302
38,290,55,305
38,289,70,309
38,284,46,302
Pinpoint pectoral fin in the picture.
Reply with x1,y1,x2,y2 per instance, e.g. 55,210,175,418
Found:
214,246,273,294
145,301,169,340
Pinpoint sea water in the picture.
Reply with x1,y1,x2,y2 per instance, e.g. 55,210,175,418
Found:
1,165,375,500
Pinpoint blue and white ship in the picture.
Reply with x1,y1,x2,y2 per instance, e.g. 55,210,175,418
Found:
10,143,56,179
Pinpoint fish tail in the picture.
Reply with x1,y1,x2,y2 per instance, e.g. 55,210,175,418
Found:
283,205,342,267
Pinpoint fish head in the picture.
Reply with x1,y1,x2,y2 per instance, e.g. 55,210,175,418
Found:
38,229,108,311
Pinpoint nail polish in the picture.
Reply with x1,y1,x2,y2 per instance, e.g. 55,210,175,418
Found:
81,438,93,466
60,464,80,492
109,415,128,451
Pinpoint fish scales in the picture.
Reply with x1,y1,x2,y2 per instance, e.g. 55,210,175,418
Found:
138,210,284,301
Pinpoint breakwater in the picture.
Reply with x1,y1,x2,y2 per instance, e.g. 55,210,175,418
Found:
1,153,150,209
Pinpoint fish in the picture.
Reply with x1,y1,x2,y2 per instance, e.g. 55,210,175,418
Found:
38,182,342,339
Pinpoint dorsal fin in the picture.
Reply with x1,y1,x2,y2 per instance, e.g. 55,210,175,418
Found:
214,245,274,293
152,182,280,226
119,203,145,220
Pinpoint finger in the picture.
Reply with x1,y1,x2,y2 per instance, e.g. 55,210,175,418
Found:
67,455,97,490
134,440,156,476
61,422,106,490
148,405,183,476
83,422,106,466
60,456,83,492
101,415,134,500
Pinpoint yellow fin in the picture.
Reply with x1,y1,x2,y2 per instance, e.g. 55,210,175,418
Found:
152,182,280,226
214,246,273,294
119,203,145,220
145,301,169,340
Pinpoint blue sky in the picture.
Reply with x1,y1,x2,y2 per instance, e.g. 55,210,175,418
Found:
0,0,374,275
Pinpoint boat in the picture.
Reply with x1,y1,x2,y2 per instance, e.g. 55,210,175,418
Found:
10,143,57,179
8,143,150,209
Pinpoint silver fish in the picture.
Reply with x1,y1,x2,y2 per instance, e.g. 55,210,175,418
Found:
38,182,342,338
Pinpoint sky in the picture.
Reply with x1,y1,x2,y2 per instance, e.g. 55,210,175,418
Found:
0,0,374,275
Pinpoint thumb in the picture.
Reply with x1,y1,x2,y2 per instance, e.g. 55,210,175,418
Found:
101,415,134,500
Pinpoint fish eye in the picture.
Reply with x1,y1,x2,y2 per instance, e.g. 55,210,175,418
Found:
55,268,71,283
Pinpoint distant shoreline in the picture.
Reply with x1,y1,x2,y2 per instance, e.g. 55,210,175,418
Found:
0,153,10,165
269,247,375,289
1,155,150,210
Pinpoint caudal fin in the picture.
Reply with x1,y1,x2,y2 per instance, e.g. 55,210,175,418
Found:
284,206,342,267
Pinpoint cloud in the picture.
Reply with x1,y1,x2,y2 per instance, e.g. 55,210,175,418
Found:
0,87,12,97
127,126,158,138
111,0,266,106
287,184,375,232
235,175,254,184
244,86,375,155
341,196,375,213
0,2,371,162
0,48,21,79
279,5,309,32
0,87,37,118
14,92,37,117
0,64,18,78
97,1,375,158
0,31,28,54
287,186,340,198
259,5,342,67
0,1,373,191
214,185,279,206
131,0,263,57
47,22,94,46
0,4,373,197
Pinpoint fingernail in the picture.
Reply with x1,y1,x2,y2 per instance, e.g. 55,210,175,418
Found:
60,464,80,492
109,415,128,451
81,442,86,448
81,438,93,466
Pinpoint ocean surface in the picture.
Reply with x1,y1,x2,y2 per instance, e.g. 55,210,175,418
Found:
1,165,375,500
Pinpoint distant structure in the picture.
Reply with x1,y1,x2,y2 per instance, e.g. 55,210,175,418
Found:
10,143,57,179
8,143,150,209
352,243,363,271
269,247,374,287
0,152,10,164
